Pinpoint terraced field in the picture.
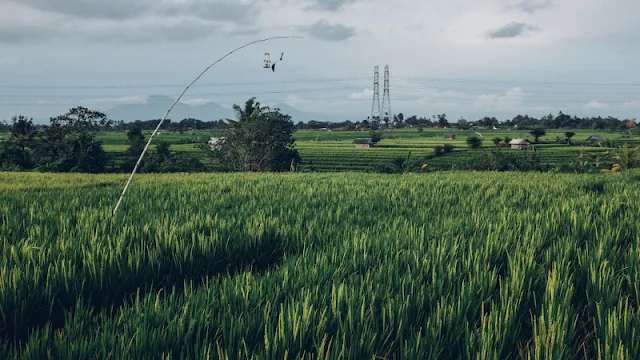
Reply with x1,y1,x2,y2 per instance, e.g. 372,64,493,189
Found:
94,128,639,172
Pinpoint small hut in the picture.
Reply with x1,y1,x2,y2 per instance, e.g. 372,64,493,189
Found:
444,134,456,140
509,138,530,150
354,138,376,148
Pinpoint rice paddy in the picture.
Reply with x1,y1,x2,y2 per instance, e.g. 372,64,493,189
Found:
1,170,639,358
96,128,640,172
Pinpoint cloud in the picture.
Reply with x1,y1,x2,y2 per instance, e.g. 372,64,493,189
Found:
348,88,373,100
162,1,261,24
226,26,262,37
305,0,363,12
623,101,640,109
0,0,257,43
0,15,222,44
84,96,147,104
11,0,259,23
503,0,553,13
300,19,356,41
585,100,608,109
284,94,309,107
179,98,217,106
473,87,526,111
488,22,540,38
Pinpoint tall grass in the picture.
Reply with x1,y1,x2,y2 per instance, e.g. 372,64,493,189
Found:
0,170,639,358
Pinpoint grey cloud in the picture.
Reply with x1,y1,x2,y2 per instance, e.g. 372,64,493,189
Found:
10,0,261,24
0,23,58,43
504,0,552,13
488,22,540,38
161,1,261,24
300,20,356,41
226,27,262,37
0,18,221,44
92,20,222,43
12,0,153,20
306,0,363,11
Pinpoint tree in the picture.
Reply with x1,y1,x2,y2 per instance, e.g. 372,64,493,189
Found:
530,128,546,143
35,107,108,172
457,117,470,130
370,130,383,143
436,114,449,128
0,115,37,169
504,136,512,146
492,137,502,151
122,124,146,172
149,141,175,172
213,97,299,172
466,136,483,149
49,106,112,131
564,131,575,144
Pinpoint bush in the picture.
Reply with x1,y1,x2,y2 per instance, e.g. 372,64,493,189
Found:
433,146,443,157
443,144,454,153
465,151,547,172
466,136,483,149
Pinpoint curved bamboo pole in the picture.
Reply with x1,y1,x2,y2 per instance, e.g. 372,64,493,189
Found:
112,35,303,216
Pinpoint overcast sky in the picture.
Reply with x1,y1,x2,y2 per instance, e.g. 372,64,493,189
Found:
1,0,640,123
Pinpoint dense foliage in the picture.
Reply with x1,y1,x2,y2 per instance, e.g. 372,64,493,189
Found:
0,110,108,172
0,171,639,358
296,112,638,132
210,98,300,172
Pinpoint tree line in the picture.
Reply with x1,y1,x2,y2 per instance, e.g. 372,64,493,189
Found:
3,111,637,135
0,99,299,173
296,112,638,132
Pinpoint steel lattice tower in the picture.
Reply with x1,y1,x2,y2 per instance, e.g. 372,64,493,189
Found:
370,66,381,124
381,65,392,127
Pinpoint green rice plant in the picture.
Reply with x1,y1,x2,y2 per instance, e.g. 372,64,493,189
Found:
0,170,638,357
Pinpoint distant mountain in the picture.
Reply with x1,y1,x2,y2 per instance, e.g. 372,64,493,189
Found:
102,95,353,123
105,95,235,122
269,103,359,123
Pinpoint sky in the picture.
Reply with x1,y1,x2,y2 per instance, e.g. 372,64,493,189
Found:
1,0,640,123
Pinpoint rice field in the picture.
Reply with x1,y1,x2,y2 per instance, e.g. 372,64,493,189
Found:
95,128,640,172
1,170,639,358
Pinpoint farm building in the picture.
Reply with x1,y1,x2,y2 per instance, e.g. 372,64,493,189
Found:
208,137,225,150
509,138,530,150
587,136,603,141
353,138,376,148
444,134,456,140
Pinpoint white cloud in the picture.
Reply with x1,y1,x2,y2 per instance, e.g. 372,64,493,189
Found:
180,98,216,106
348,88,373,99
284,94,309,106
84,96,147,104
473,87,525,111
585,100,609,109
623,101,640,109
